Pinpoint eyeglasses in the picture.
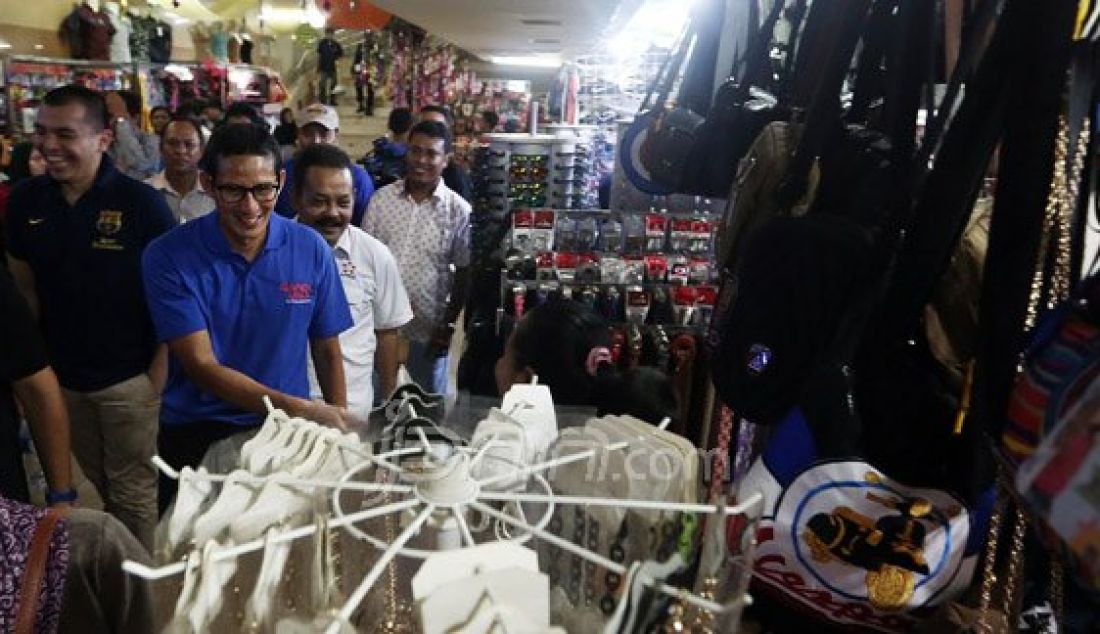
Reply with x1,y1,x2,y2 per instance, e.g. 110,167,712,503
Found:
510,154,548,166
509,182,547,193
510,193,547,206
510,166,548,179
214,182,280,203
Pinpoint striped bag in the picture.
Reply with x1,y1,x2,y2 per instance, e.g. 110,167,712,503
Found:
1003,274,1100,465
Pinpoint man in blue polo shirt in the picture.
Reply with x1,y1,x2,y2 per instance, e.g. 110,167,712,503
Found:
142,123,354,511
274,103,375,226
5,85,175,551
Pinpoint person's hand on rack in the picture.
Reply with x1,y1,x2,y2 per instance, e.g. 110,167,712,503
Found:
291,399,352,432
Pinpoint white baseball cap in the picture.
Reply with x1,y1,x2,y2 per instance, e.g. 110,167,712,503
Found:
297,103,339,130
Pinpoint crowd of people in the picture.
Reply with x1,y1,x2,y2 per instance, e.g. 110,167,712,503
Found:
0,83,673,630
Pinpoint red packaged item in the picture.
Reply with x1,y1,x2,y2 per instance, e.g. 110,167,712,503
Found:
645,254,669,282
625,286,652,324
512,210,535,252
535,251,556,281
690,218,714,255
689,259,713,285
554,252,579,282
533,210,557,252
672,285,698,325
577,253,601,283
694,286,718,327
646,214,668,252
669,256,690,285
670,218,693,253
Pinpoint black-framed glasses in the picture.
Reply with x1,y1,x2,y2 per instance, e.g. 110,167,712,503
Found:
214,182,280,203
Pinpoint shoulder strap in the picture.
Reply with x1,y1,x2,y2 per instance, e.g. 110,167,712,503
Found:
737,0,788,92
655,19,697,111
847,0,900,123
870,0,1008,344
14,509,65,634
777,0,874,207
638,22,694,114
912,0,1005,188
780,0,810,81
976,0,1080,439
882,0,935,167
1067,42,1098,281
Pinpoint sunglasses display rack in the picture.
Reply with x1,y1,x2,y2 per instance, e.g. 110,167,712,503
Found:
472,134,601,215
469,133,604,273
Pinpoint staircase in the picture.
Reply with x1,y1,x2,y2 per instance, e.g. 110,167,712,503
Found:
332,100,390,160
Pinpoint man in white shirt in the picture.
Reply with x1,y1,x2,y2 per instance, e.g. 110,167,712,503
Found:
361,121,471,395
294,143,413,418
145,116,215,223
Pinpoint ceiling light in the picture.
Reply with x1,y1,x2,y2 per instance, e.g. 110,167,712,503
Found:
0,42,11,50
605,0,690,59
33,44,44,50
491,56,562,68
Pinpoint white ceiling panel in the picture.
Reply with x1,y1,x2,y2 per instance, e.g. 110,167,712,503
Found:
364,0,631,59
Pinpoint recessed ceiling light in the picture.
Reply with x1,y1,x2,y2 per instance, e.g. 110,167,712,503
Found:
33,44,44,50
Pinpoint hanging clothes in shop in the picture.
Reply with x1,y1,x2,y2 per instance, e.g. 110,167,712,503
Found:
128,13,152,63
563,66,580,125
107,6,132,64
58,8,85,59
148,19,173,63
239,35,254,64
210,26,229,63
228,33,241,64
77,2,115,61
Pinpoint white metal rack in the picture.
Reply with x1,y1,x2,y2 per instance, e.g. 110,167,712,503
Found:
123,396,762,633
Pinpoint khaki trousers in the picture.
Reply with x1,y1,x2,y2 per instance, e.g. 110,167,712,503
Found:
63,373,159,552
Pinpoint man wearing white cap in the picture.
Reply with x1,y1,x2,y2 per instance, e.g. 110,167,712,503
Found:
274,103,375,226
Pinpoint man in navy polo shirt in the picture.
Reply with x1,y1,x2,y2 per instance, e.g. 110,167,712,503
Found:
142,123,354,512
274,103,375,227
5,85,175,551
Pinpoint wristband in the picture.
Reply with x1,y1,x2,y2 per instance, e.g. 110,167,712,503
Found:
45,488,78,505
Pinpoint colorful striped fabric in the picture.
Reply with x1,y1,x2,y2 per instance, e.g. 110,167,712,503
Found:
1004,280,1100,464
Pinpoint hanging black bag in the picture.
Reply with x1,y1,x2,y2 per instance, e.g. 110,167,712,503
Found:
641,0,787,197
693,0,797,197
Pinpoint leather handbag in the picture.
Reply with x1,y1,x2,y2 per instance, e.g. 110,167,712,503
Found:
637,17,700,190
641,0,788,197
692,0,803,198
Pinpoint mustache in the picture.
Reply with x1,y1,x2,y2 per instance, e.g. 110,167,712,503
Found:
310,217,347,229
